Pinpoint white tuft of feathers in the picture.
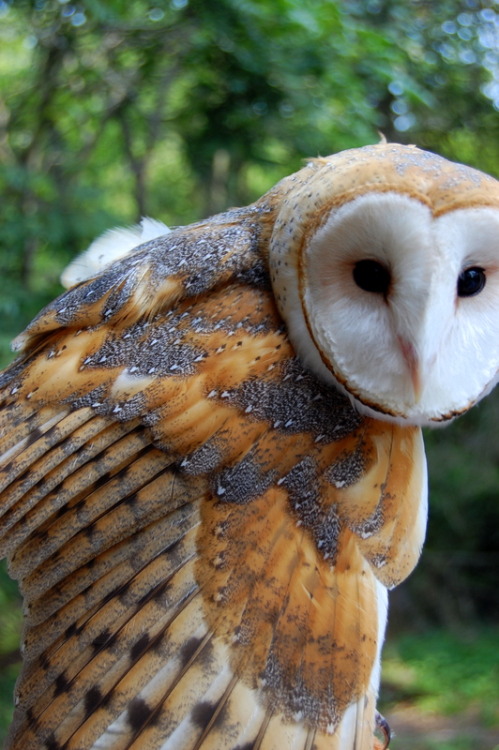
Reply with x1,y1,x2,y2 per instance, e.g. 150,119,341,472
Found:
60,217,170,289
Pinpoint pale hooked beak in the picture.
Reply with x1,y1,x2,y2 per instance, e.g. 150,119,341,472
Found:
398,336,422,402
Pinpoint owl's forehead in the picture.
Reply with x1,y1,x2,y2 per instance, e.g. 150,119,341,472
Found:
303,143,499,216
308,191,499,270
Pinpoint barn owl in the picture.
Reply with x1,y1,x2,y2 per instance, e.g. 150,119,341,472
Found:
1,142,499,750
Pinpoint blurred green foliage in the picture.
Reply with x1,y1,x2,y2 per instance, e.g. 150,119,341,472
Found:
0,561,21,745
1,0,499,743
384,627,499,721
381,627,499,749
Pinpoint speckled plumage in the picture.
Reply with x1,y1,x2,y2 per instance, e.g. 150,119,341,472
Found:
2,143,499,750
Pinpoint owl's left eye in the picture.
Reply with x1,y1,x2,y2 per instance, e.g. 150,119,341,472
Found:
353,259,391,296
457,266,486,298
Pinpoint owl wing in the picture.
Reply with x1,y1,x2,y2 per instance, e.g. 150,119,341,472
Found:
0,212,427,750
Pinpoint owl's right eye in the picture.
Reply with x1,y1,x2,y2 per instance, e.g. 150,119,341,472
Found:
457,266,486,298
353,259,391,296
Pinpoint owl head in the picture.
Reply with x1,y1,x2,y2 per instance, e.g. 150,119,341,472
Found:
269,143,499,426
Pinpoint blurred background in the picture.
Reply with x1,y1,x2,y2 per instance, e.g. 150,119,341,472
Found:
0,1,498,748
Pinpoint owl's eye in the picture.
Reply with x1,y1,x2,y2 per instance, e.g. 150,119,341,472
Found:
457,266,486,298
353,259,391,295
